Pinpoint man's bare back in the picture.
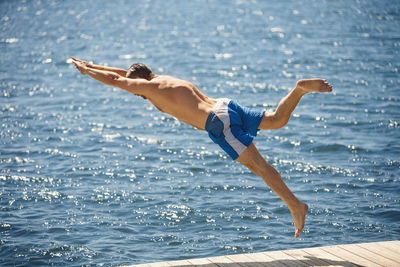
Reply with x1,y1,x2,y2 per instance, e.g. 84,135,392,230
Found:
143,75,216,129
72,57,332,238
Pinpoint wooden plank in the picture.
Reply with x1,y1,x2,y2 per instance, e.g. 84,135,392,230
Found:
339,243,399,266
263,250,309,267
385,240,400,247
166,259,193,266
207,255,242,267
378,240,400,254
148,262,171,267
284,248,343,267
299,247,359,267
321,245,381,267
124,240,400,267
226,253,265,267
361,242,400,262
357,242,400,263
147,262,170,267
244,251,283,267
186,257,218,266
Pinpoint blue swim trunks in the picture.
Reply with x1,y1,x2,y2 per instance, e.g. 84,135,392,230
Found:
205,98,265,160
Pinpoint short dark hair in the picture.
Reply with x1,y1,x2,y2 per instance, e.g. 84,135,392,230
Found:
126,63,154,80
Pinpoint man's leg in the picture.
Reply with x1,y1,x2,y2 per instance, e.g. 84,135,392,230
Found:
240,79,331,237
237,142,308,238
259,79,332,130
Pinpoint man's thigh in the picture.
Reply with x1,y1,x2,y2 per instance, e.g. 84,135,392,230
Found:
236,143,278,178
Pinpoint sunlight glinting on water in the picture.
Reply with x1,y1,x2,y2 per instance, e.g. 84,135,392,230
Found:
1,0,399,265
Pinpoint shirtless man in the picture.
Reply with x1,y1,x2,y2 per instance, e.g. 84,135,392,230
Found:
72,57,332,238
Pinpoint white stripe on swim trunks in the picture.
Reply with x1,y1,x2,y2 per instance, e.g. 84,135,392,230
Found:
213,98,247,156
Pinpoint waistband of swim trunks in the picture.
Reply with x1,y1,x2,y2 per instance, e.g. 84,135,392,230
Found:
205,98,231,130
213,98,231,111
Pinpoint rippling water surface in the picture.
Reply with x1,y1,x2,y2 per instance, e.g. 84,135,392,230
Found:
1,0,399,265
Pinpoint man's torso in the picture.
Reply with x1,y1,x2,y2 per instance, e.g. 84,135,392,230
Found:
145,75,216,130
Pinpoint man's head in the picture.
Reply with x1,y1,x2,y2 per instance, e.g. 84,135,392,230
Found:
126,63,154,80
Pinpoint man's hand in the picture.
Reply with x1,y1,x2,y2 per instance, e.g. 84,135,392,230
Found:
70,57,128,77
71,57,91,67
71,57,87,75
69,58,150,97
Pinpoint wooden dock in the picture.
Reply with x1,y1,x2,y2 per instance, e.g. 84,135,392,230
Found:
125,240,400,267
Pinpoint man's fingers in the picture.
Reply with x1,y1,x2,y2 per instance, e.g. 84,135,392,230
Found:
72,61,83,73
72,61,87,75
71,57,86,64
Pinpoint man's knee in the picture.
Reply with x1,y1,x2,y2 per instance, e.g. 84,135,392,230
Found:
237,156,256,172
273,113,289,129
237,144,267,174
260,113,288,130
237,145,256,166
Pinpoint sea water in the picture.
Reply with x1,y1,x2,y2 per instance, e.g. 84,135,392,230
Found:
1,0,399,265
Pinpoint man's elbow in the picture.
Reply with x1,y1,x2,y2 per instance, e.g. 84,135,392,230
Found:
111,77,137,94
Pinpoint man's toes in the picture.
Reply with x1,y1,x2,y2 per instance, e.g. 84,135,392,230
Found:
320,83,332,92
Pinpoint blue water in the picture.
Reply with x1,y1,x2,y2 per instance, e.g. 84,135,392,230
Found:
1,0,399,265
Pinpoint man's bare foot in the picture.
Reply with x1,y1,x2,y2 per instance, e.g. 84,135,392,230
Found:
289,202,309,238
296,79,332,93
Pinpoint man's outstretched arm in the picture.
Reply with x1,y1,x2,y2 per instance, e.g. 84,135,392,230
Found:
71,57,127,77
72,58,153,96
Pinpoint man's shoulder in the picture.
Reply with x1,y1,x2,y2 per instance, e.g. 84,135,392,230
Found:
152,75,178,81
152,75,192,87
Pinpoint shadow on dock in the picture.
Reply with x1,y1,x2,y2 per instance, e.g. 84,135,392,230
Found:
156,255,361,267
126,240,400,267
